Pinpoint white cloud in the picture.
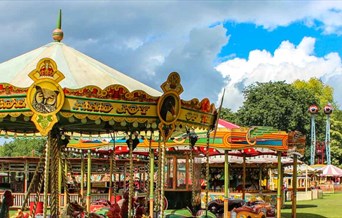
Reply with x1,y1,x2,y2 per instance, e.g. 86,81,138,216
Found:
216,37,342,111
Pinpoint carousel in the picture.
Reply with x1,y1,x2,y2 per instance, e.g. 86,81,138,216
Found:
0,11,308,218
0,11,218,218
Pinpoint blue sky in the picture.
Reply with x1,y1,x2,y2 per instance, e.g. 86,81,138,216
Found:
0,1,341,111
220,21,342,60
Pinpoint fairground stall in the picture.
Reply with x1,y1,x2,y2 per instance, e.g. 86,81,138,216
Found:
135,119,306,218
0,11,217,218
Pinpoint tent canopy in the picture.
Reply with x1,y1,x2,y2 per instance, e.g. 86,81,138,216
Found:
321,164,342,177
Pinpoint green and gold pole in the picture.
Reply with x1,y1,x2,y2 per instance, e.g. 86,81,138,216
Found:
149,147,155,217
242,154,246,201
64,154,68,208
160,143,166,218
277,151,282,218
87,150,92,212
205,131,210,217
292,154,298,218
224,150,229,218
128,136,134,218
281,165,284,208
108,151,114,201
81,153,84,198
58,154,62,209
259,165,262,191
43,133,51,218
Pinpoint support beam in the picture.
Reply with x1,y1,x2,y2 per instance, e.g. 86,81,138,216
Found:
149,149,155,217
43,133,51,218
277,151,282,218
108,152,113,201
81,153,84,198
87,150,91,213
64,156,68,208
292,155,298,218
223,150,229,218
242,154,246,201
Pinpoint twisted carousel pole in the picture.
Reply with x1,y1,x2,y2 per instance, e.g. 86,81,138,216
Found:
189,129,198,211
81,152,85,198
148,131,155,217
126,131,140,218
108,132,116,202
128,134,134,218
20,150,46,212
43,132,51,218
205,131,210,217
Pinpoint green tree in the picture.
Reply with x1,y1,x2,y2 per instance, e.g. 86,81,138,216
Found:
293,78,335,108
292,78,341,165
219,107,237,124
327,109,342,167
236,81,319,134
0,138,46,157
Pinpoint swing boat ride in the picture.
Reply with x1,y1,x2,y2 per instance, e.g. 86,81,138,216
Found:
0,11,307,218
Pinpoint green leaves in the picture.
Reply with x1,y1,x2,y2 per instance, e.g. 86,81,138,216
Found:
0,138,46,157
236,81,316,134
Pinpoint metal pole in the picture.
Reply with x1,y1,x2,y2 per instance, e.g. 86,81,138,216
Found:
326,114,331,165
87,150,91,213
160,144,166,218
64,155,68,209
224,150,229,218
43,133,51,218
242,154,246,201
310,116,316,165
305,165,308,193
276,151,282,218
24,160,28,193
128,137,134,218
108,151,113,201
259,165,262,191
58,153,62,209
149,149,155,217
81,153,84,198
292,155,298,218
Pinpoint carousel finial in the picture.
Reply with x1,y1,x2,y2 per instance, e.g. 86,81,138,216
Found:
52,9,64,42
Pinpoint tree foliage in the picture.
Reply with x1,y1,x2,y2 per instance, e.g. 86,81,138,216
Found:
0,138,46,157
329,109,342,168
223,78,342,165
293,78,335,108
219,107,237,124
235,81,320,134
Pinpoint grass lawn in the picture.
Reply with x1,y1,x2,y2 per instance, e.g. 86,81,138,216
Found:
281,192,342,218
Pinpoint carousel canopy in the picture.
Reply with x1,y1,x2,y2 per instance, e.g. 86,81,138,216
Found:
0,12,217,137
0,42,161,96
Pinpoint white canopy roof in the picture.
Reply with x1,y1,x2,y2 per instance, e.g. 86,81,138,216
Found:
284,164,318,175
0,42,162,96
